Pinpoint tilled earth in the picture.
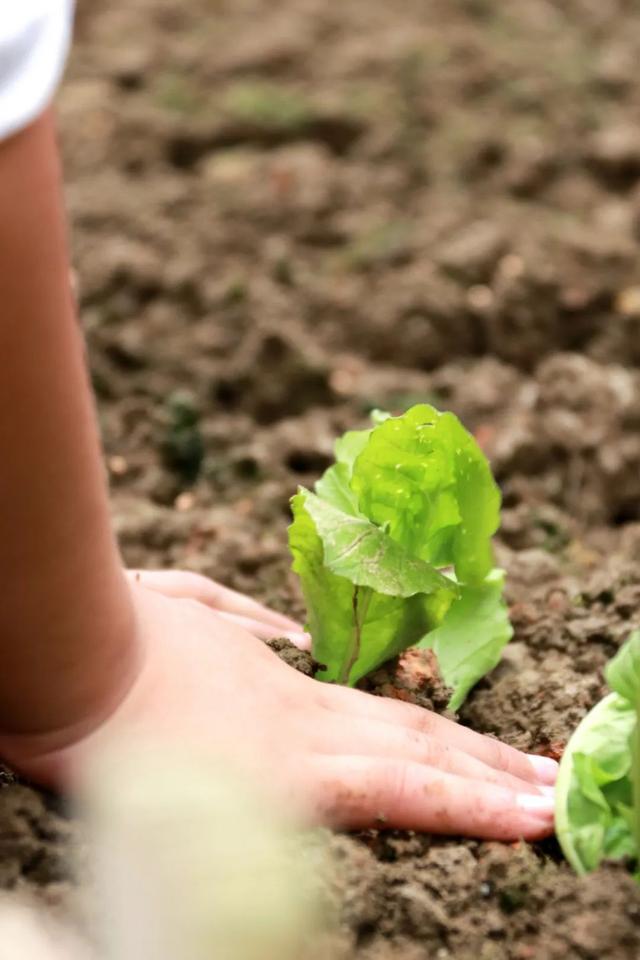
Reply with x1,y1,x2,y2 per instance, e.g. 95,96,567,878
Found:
3,0,640,956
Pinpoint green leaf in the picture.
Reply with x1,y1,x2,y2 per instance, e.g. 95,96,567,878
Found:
350,404,500,583
314,462,360,515
334,425,374,469
289,490,455,685
289,491,365,685
418,569,512,711
314,424,373,515
301,491,456,599
604,630,640,860
606,630,640,704
556,693,636,875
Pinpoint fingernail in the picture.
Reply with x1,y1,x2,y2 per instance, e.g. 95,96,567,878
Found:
538,785,555,798
516,794,555,818
526,754,559,785
286,631,312,650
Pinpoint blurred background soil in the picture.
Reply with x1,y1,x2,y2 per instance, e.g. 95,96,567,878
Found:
4,0,640,956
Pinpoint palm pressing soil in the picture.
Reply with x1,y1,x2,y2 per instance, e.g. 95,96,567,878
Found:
4,0,640,955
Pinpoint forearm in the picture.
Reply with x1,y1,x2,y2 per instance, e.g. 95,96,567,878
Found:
0,112,135,735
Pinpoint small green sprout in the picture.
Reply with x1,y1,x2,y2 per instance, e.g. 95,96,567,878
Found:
160,390,204,485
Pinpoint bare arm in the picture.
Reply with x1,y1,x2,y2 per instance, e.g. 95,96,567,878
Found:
0,111,136,735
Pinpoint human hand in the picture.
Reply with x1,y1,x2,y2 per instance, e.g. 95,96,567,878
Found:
1,571,556,839
124,569,312,649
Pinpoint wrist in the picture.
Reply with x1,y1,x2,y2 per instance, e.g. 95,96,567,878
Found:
0,571,142,762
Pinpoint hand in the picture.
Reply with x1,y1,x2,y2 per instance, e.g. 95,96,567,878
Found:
124,569,312,649
0,571,557,840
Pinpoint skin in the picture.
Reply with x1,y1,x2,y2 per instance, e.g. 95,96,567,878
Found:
0,111,557,839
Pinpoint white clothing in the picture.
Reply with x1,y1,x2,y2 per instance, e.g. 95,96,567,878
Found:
0,2,74,140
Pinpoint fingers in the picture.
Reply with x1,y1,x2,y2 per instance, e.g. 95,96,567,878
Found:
307,712,544,796
216,612,311,650
317,684,558,787
307,755,555,840
126,569,304,634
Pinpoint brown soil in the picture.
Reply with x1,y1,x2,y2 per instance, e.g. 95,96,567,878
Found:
3,0,640,955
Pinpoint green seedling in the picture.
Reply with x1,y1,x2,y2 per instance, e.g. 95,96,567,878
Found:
342,221,413,271
288,404,512,710
556,630,640,879
155,72,203,115
160,390,204,485
222,81,313,130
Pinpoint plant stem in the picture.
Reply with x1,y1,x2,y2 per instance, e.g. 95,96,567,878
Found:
339,588,362,686
339,587,372,685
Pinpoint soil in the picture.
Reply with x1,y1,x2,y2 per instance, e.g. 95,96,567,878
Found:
3,0,640,956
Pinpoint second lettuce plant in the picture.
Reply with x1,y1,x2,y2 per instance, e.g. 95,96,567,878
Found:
556,630,640,879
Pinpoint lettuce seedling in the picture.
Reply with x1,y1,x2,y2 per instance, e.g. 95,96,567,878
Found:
556,630,640,879
288,404,512,709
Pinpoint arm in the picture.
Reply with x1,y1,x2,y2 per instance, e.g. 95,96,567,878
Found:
0,111,136,735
